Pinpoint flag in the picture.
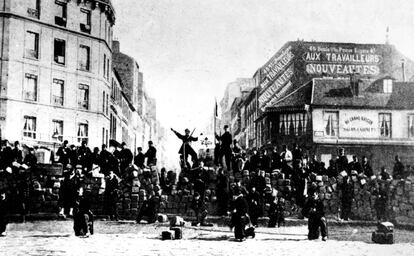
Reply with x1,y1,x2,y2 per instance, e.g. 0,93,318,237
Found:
214,98,221,119
214,99,218,118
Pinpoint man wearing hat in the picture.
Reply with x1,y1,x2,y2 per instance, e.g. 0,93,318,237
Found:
119,142,133,175
144,141,157,167
104,170,119,221
171,128,199,168
216,125,232,172
302,189,328,241
56,140,70,167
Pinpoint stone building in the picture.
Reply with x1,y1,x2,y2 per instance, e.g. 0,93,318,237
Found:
0,0,115,148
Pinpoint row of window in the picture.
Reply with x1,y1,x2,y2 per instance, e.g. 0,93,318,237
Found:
279,113,311,136
23,116,88,143
24,73,98,112
25,31,109,79
27,0,112,39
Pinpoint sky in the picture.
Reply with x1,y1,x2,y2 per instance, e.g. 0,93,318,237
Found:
111,0,414,164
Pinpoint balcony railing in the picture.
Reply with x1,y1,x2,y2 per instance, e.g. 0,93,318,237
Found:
27,8,39,19
80,23,91,33
24,91,37,101
52,95,64,106
55,16,67,27
25,49,38,59
78,100,89,110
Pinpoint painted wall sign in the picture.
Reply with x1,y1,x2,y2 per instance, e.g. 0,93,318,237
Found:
340,111,378,138
258,65,294,109
303,45,382,76
260,46,294,89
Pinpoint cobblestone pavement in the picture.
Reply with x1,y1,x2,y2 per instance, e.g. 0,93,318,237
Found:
0,220,413,256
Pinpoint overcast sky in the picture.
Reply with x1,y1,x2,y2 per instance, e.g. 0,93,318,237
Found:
111,0,414,163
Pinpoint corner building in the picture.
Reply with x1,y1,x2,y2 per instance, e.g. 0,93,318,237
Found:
251,41,414,172
0,0,115,147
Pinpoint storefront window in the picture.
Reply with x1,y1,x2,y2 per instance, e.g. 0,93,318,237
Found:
324,111,338,137
409,115,414,138
379,113,391,138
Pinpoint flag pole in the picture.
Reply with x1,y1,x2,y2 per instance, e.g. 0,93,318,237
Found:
214,98,217,146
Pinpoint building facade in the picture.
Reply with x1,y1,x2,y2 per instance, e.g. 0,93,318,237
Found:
0,0,115,147
220,40,414,172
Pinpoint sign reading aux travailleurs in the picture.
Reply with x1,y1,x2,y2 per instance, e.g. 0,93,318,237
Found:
304,44,382,76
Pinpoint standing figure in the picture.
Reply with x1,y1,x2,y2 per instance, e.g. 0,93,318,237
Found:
104,170,119,221
393,155,405,179
302,190,328,241
0,191,9,236
230,190,251,241
59,168,81,217
216,125,232,171
340,176,353,221
73,187,94,237
247,187,262,227
134,147,145,169
216,168,229,216
361,156,373,177
232,140,243,174
119,142,133,175
56,140,70,167
78,141,92,173
191,192,208,226
144,141,157,167
171,128,198,168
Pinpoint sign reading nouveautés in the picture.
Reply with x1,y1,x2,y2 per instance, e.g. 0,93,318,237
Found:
304,45,382,76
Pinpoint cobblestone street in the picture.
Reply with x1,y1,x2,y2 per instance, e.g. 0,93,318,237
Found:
0,220,413,256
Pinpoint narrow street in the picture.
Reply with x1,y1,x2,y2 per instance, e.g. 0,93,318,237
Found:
1,221,413,256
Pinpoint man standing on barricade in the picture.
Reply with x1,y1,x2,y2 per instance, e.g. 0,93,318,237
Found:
144,141,157,167
216,125,232,172
171,128,199,168
57,140,70,167
119,142,133,176
134,147,145,169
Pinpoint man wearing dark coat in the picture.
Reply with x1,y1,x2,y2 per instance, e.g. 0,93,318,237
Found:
336,148,349,175
230,191,250,241
12,141,23,164
361,156,373,177
191,192,208,225
348,155,362,174
119,142,133,175
56,140,70,167
136,191,161,224
73,187,94,237
144,141,157,167
171,128,198,168
302,189,328,241
216,168,229,216
0,190,9,236
134,147,145,169
247,187,262,227
393,155,405,179
216,125,232,171
104,170,119,221
78,141,92,172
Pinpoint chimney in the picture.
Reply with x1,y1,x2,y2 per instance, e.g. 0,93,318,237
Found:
112,40,120,53
401,59,406,82
350,71,360,97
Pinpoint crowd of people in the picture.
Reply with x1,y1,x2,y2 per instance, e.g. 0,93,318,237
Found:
0,125,409,240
